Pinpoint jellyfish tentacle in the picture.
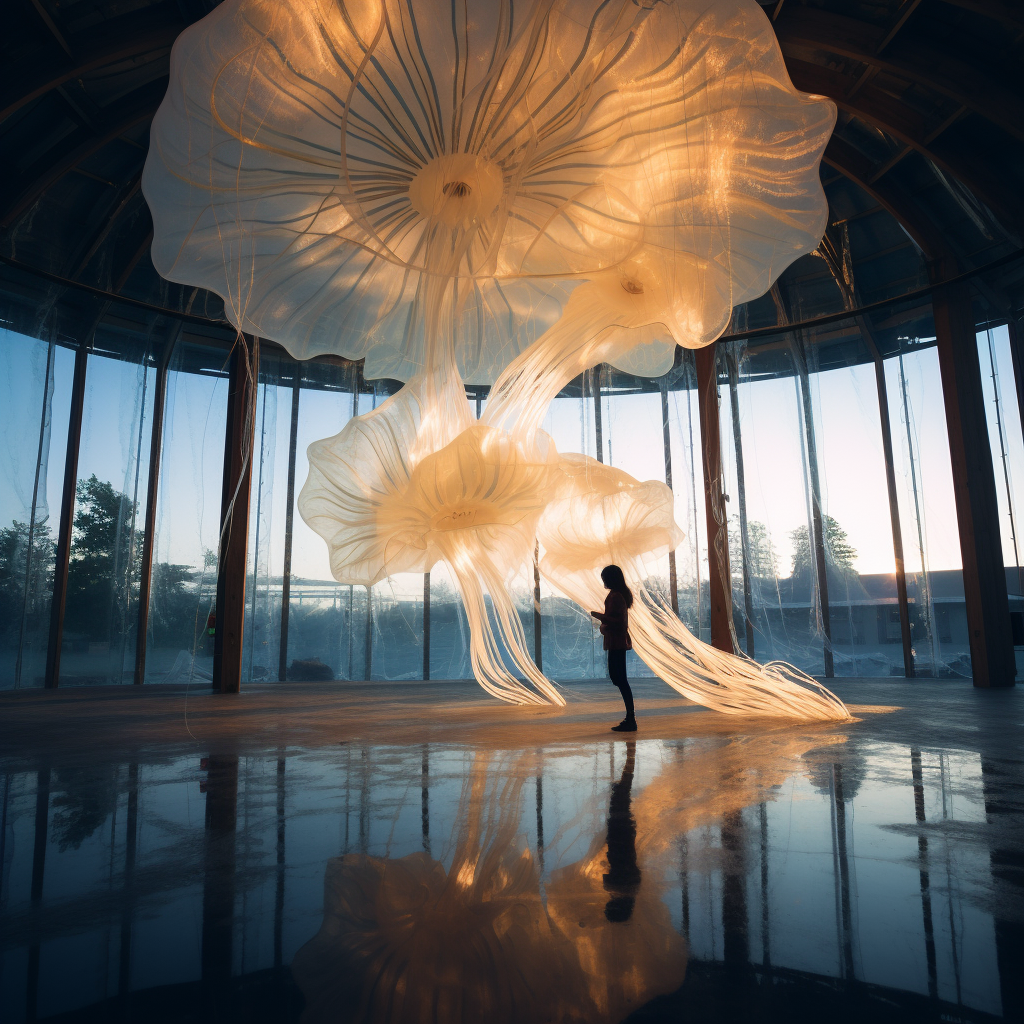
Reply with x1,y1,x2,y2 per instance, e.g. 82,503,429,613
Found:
447,551,560,706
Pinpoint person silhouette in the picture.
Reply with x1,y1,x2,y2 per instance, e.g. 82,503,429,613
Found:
603,740,641,923
591,564,637,731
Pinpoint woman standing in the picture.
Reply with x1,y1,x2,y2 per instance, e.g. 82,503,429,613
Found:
591,565,636,732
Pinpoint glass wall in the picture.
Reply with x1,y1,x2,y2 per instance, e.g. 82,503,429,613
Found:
0,330,73,688
3,257,1022,688
143,336,229,683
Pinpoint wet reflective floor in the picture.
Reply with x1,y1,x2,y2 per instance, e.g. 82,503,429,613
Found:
1,678,1022,1023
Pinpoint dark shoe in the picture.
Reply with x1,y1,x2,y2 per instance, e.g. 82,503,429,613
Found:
611,717,637,732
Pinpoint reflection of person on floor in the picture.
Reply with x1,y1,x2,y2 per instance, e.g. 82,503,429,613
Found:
603,740,641,922
591,564,637,732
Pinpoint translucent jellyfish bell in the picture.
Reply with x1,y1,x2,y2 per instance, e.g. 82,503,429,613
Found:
537,455,851,721
143,0,835,384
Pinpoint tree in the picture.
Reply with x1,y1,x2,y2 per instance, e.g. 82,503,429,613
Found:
64,475,143,639
729,516,779,579
789,515,857,578
0,518,56,646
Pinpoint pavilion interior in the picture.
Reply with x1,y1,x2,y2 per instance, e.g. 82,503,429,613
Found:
1,2,1023,1023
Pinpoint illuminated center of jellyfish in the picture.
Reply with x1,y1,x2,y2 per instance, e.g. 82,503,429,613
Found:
621,277,644,295
408,154,504,229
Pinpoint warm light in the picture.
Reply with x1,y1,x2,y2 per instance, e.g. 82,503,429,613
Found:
145,0,847,719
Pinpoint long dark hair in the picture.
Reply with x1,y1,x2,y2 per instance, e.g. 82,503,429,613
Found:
601,564,634,608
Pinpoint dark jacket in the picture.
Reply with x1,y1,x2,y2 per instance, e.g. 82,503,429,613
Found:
593,591,632,651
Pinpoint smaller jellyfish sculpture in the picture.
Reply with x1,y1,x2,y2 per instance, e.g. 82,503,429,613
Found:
536,455,851,721
143,0,850,720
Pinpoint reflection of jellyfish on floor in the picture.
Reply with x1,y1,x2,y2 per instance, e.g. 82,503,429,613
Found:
291,752,686,1024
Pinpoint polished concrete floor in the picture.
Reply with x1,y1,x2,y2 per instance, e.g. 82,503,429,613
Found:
0,677,1022,1023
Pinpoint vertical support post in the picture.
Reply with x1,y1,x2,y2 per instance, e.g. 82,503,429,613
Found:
278,368,301,682
861,321,915,677
660,388,679,616
422,572,431,680
932,279,1014,686
364,586,373,680
533,543,543,671
201,755,238,984
134,327,177,685
695,344,734,653
793,337,835,677
726,350,755,657
44,342,88,689
213,338,258,694
592,365,604,464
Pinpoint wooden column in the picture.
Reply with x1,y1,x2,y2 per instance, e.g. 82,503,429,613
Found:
533,543,543,671
860,319,916,677
793,337,835,678
44,342,88,689
422,572,431,679
932,279,1015,687
278,368,301,682
134,326,178,685
726,351,756,657
660,388,680,616
695,344,734,652
213,338,258,693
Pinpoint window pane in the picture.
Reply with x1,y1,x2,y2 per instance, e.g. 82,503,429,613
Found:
144,337,228,683
63,346,155,685
0,333,73,688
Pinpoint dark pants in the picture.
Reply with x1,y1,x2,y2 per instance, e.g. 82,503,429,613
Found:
608,649,634,717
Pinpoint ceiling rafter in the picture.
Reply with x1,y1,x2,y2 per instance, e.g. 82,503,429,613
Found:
0,20,182,123
774,7,1024,143
786,60,1023,232
822,137,949,265
1,82,166,229
70,170,145,278
27,0,73,57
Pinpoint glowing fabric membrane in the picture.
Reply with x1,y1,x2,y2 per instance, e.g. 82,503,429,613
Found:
144,0,849,719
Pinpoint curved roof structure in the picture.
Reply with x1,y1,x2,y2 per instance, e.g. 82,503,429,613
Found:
0,0,1020,338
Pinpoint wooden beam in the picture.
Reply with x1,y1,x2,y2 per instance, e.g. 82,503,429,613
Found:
0,82,165,228
0,24,179,122
133,324,179,685
213,338,258,693
931,278,1015,686
278,368,300,682
788,61,1022,232
774,7,1024,143
695,344,734,653
822,136,947,260
43,341,88,689
71,171,144,278
859,318,916,677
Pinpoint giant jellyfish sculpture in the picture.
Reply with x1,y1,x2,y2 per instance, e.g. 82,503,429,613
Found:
143,0,850,720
